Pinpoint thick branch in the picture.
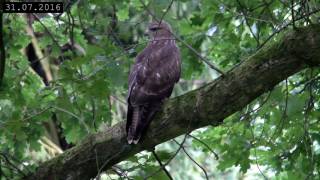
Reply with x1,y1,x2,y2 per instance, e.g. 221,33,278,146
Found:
26,25,320,180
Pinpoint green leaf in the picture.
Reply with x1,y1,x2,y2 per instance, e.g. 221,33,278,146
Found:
116,4,129,21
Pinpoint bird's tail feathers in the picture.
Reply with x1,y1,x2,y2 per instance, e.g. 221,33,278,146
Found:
127,107,140,144
127,104,160,144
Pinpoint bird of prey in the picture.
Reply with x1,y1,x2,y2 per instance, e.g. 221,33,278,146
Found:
126,21,181,144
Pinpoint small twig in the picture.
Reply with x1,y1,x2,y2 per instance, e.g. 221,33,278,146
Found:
67,11,76,54
144,135,187,179
248,119,268,179
32,14,65,61
236,0,260,47
271,79,288,139
110,95,127,105
296,75,320,87
171,33,225,75
173,140,209,180
23,107,52,121
95,149,124,179
240,91,272,120
152,151,173,180
188,134,219,160
139,0,157,20
304,70,315,179
51,106,90,133
159,0,174,23
0,153,26,177
258,8,320,50
298,75,320,93
0,164,17,176
0,151,32,174
110,167,124,180
300,0,311,24
112,166,130,180
291,0,296,29
91,99,97,131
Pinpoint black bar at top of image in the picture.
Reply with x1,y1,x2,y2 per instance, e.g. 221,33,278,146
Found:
2,2,63,13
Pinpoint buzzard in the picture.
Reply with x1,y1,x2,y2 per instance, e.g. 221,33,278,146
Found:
126,21,181,144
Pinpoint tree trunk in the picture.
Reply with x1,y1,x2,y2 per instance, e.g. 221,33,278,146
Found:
26,25,320,180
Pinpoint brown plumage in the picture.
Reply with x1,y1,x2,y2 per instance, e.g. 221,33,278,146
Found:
126,21,181,144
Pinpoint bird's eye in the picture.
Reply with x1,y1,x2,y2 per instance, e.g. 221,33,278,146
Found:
149,27,161,31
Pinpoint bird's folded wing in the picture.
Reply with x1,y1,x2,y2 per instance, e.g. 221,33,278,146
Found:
128,43,181,106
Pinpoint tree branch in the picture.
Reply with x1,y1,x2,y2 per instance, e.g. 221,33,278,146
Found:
143,135,187,179
188,134,219,160
152,151,173,180
236,0,260,47
173,139,209,180
26,25,320,180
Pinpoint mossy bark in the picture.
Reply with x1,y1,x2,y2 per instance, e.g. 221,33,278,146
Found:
26,25,320,180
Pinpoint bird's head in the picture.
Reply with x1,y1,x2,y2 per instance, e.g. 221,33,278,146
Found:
147,21,173,40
